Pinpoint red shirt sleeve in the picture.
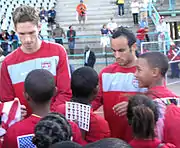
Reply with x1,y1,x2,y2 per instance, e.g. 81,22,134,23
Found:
51,46,72,111
85,113,110,143
0,60,15,102
69,121,87,146
56,104,66,115
91,72,103,111
2,127,18,148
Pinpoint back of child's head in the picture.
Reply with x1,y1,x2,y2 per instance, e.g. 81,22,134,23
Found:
33,112,72,148
139,52,169,77
24,69,55,104
50,141,82,148
71,66,98,98
127,94,159,139
84,138,131,148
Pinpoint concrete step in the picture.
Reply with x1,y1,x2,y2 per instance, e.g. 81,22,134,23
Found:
59,23,135,32
57,14,115,22
57,0,112,5
57,17,134,26
56,5,117,12
56,10,116,17
56,13,133,21
56,5,132,13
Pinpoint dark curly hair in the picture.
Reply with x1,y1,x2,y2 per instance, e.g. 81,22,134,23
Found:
33,112,72,148
127,94,159,139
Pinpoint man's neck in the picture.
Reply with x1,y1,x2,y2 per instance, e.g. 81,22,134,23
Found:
72,97,91,105
21,39,42,54
120,58,136,68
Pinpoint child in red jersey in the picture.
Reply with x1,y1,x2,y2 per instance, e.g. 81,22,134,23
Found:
57,67,110,143
3,69,85,148
33,112,83,148
127,94,175,148
135,52,180,146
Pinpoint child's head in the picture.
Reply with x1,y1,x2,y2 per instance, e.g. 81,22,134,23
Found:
127,94,159,139
51,141,82,148
71,67,98,103
84,138,131,148
33,112,72,148
24,69,56,107
135,52,169,88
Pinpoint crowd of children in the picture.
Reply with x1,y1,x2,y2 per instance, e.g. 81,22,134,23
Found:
0,4,180,148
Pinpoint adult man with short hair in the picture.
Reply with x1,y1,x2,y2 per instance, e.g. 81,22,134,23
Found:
53,23,66,45
0,5,72,117
92,27,146,142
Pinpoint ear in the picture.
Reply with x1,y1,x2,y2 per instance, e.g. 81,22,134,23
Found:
93,85,99,96
37,23,42,32
53,87,58,96
131,43,137,52
152,67,160,77
23,92,31,102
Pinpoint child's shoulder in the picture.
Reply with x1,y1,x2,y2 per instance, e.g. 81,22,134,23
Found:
90,112,109,129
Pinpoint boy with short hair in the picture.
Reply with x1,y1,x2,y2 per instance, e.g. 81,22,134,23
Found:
3,69,84,148
135,51,180,146
57,67,110,143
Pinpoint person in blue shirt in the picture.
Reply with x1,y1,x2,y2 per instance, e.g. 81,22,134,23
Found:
39,7,47,22
9,30,19,51
139,17,148,28
48,7,56,25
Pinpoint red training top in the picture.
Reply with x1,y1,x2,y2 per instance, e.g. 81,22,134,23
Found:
147,86,179,142
164,104,180,148
136,28,147,40
2,114,86,148
2,114,41,148
130,138,175,148
0,41,72,116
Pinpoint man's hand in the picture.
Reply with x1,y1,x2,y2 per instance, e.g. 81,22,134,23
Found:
113,101,128,116
20,105,27,120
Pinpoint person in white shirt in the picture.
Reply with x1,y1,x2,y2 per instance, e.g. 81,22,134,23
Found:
107,18,118,34
156,16,168,51
1,14,8,31
130,0,140,25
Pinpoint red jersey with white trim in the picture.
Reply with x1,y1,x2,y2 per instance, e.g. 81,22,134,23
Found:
91,63,147,142
2,114,86,148
56,103,111,143
0,41,72,116
147,86,180,141
2,114,40,148
148,86,180,146
164,104,180,148
129,138,175,148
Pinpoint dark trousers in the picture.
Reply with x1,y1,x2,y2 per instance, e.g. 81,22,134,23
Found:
133,13,138,24
68,40,75,55
1,42,8,56
118,4,124,16
171,63,180,78
55,39,63,45
48,17,55,24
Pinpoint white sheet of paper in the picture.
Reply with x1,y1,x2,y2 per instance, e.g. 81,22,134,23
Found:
65,102,91,131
